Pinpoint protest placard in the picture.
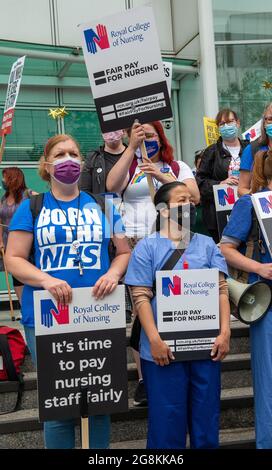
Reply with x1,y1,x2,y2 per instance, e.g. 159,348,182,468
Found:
0,56,25,137
203,117,219,146
156,269,219,361
252,190,272,258
79,6,172,133
34,286,127,422
213,184,238,239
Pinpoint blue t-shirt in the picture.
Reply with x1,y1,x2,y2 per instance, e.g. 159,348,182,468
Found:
240,144,268,171
9,191,125,327
125,232,228,362
222,193,272,284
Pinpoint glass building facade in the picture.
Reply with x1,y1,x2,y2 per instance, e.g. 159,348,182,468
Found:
213,0,272,128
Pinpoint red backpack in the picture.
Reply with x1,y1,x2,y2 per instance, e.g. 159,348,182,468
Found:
0,326,26,413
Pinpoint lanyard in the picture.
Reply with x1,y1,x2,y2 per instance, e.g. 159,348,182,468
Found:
50,191,83,275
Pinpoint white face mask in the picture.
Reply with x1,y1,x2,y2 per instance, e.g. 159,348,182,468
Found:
102,130,124,143
48,155,81,166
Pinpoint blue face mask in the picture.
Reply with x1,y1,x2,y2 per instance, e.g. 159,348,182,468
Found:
265,124,272,138
144,140,159,159
219,124,238,141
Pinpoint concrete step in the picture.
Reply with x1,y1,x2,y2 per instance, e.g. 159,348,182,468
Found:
0,353,252,412
0,386,255,437
110,427,255,449
0,421,255,449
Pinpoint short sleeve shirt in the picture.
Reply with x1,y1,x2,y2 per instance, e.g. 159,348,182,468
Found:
240,144,268,171
122,160,195,237
9,191,125,327
125,232,228,362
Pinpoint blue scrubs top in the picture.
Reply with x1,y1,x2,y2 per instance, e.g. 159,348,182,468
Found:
222,193,272,284
240,144,268,171
125,232,228,362
9,191,125,327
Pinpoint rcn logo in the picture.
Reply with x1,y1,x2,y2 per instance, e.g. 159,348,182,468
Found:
162,275,182,297
84,24,110,54
40,299,70,329
217,187,235,207
259,194,272,214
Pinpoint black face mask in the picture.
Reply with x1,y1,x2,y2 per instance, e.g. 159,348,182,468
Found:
1,180,8,191
169,203,196,230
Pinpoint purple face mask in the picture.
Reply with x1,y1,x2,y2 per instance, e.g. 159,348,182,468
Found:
51,156,81,185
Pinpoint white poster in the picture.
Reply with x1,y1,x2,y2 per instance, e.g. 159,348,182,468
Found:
34,285,125,335
213,184,238,238
79,6,172,132
163,61,172,97
213,184,238,212
156,269,219,361
242,119,262,142
1,56,25,136
252,190,272,258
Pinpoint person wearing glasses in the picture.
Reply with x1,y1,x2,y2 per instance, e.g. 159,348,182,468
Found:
107,121,200,408
238,103,272,196
196,108,249,243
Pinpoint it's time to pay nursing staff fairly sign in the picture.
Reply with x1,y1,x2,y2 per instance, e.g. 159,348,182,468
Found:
156,269,219,361
34,286,128,422
79,6,172,132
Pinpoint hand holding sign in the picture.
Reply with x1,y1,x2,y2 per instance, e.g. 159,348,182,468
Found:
210,332,230,362
150,335,175,367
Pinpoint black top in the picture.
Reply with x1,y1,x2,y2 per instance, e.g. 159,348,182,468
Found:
79,145,127,194
196,137,249,232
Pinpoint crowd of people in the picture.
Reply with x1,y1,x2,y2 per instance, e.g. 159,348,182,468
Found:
1,104,272,449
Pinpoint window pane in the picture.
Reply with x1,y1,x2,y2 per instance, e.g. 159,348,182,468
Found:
0,109,58,161
63,110,103,157
216,44,272,129
213,0,272,41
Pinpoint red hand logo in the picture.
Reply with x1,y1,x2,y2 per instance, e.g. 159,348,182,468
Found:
50,303,69,325
94,24,110,50
225,187,235,205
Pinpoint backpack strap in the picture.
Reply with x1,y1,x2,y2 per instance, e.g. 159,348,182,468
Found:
30,193,44,220
0,333,18,381
170,160,180,178
82,191,116,261
0,333,24,414
152,232,194,295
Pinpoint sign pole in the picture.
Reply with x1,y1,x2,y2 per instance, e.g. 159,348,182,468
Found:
140,141,156,201
0,133,7,165
1,248,15,321
80,386,89,449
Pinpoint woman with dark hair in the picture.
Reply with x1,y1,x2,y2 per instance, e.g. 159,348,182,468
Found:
0,167,33,303
238,102,272,196
125,181,230,449
221,150,272,448
107,121,200,406
196,108,249,243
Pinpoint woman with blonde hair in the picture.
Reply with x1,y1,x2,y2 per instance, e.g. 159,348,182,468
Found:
5,134,130,449
221,149,272,448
